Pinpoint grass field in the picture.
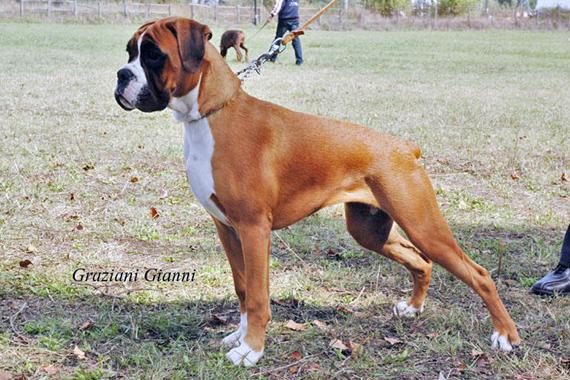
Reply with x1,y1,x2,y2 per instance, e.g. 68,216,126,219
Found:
0,21,569,379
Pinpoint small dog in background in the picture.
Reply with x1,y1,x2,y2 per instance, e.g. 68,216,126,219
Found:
220,30,248,62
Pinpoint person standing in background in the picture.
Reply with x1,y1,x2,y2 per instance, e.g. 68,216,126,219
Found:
269,0,303,65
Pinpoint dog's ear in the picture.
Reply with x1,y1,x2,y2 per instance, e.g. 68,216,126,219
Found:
167,19,212,73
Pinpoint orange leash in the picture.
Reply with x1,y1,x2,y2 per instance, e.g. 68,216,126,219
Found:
281,0,340,45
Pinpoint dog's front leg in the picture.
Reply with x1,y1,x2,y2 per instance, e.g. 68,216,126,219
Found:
213,219,247,347
225,221,271,367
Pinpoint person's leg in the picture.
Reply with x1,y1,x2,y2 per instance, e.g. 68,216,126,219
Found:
287,20,303,64
270,21,288,63
531,224,570,296
558,224,570,267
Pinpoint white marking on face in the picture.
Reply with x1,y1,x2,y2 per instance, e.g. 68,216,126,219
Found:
174,78,228,224
119,33,148,107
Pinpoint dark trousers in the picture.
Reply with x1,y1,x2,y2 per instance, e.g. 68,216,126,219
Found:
559,224,570,267
273,19,303,64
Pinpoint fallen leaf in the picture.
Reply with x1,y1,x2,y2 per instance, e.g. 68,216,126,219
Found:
329,339,348,351
62,214,79,221
327,248,341,260
150,207,160,219
212,314,229,325
115,217,126,226
14,335,29,345
336,305,354,314
69,193,75,201
272,298,300,308
73,345,86,360
471,349,485,357
511,173,520,180
19,259,32,268
346,340,361,357
82,163,95,171
476,355,489,368
426,332,439,339
306,362,320,371
346,341,360,351
74,223,84,231
130,176,139,183
288,365,299,374
41,364,59,375
312,319,327,331
26,244,37,253
562,172,568,182
384,337,402,346
79,321,94,331
291,351,302,360
285,320,307,331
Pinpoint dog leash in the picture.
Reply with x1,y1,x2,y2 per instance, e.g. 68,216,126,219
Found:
248,19,271,42
236,0,340,81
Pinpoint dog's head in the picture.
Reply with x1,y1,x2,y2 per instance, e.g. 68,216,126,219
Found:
114,17,212,113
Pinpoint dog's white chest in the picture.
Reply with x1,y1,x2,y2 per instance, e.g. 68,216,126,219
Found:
183,119,228,224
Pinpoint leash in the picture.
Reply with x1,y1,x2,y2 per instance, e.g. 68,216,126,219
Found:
248,19,271,42
237,0,340,81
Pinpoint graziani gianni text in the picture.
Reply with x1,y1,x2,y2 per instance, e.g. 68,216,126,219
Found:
72,268,196,283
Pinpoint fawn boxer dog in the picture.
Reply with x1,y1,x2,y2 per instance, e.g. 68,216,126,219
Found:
114,17,520,366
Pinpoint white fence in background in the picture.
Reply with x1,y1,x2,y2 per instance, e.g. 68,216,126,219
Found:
1,0,569,29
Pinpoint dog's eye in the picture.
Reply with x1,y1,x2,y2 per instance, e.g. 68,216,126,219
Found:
143,46,164,64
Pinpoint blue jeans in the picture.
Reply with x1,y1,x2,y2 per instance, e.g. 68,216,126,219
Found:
273,19,303,64
560,224,570,267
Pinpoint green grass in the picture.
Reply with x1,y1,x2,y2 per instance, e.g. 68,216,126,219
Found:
0,21,569,379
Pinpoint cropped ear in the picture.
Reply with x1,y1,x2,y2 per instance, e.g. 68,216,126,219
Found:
168,19,212,73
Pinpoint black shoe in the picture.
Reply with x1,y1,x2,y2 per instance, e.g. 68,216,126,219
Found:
531,264,570,296
295,60,303,66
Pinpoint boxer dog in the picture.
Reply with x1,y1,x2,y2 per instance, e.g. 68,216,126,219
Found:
220,30,248,62
114,17,520,366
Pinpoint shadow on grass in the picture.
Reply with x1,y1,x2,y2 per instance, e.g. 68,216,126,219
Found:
1,222,568,379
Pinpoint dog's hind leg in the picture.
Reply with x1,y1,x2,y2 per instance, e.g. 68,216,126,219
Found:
233,45,243,62
364,153,520,351
240,43,249,61
345,202,432,315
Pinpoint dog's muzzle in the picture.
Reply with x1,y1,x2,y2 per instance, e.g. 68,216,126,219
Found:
115,68,136,111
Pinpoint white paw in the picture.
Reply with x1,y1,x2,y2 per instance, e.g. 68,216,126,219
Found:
393,301,424,317
491,331,513,352
221,313,247,348
222,330,242,347
226,341,264,367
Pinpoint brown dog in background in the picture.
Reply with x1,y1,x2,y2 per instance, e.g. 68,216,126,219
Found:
220,30,248,62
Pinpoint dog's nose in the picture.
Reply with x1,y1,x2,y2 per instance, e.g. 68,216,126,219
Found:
117,68,134,84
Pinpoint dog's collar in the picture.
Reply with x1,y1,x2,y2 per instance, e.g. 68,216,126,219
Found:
173,90,239,123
